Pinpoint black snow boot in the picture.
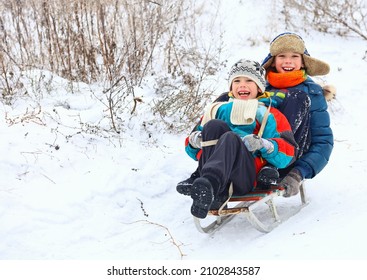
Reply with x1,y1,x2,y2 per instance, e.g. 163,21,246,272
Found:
176,168,200,196
190,177,214,219
256,165,279,190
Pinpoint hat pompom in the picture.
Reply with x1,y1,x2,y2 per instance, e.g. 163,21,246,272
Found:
323,84,336,101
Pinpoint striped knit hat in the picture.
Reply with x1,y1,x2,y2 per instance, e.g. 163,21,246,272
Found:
228,59,266,92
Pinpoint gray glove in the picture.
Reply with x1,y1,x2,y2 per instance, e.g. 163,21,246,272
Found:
242,134,274,153
281,169,303,197
189,131,202,149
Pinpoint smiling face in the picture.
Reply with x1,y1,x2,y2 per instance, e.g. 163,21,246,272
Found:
231,76,261,100
272,52,304,73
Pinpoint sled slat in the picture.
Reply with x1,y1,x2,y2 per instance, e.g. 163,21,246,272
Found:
229,186,284,202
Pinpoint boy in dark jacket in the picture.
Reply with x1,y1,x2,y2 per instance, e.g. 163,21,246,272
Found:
261,32,334,196
185,59,296,219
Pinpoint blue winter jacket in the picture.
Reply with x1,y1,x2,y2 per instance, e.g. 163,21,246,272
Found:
266,77,334,179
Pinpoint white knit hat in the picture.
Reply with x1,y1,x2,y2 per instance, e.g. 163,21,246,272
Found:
228,59,266,92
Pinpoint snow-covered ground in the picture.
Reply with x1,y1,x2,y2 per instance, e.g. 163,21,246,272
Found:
1,0,366,279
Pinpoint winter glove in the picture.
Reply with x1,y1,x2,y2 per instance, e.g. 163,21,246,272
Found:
242,134,274,153
189,131,202,149
280,168,303,197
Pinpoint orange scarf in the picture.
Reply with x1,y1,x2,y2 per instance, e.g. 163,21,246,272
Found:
267,70,307,89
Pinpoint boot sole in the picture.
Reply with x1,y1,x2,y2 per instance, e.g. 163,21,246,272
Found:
190,178,213,219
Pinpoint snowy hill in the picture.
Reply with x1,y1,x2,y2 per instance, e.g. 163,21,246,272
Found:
1,0,366,279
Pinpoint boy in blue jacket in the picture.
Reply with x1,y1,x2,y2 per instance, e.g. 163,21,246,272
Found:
261,32,334,196
185,59,296,219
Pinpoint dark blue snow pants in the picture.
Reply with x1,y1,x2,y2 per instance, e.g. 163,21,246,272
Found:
198,119,255,197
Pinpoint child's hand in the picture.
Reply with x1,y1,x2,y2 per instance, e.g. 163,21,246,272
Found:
242,134,274,153
188,131,202,149
280,169,303,197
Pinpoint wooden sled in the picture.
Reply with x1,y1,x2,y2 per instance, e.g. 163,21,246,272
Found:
194,183,308,234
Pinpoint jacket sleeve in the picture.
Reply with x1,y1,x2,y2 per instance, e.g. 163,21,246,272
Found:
185,135,201,161
294,84,334,179
258,107,296,168
184,93,230,161
184,120,203,161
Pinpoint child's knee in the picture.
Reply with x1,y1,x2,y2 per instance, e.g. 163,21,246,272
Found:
202,120,230,139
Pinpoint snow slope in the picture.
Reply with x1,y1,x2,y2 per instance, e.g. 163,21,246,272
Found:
0,0,366,278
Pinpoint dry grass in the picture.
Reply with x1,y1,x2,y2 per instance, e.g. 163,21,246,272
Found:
0,0,225,132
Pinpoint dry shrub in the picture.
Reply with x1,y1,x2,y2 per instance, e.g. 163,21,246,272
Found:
282,0,367,40
0,0,170,84
0,0,225,132
152,1,226,131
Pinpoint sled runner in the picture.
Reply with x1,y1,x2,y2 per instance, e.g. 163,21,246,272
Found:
194,183,308,234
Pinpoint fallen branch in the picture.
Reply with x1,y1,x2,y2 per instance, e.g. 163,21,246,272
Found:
125,219,186,259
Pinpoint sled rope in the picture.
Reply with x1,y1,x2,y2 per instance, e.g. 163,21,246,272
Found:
200,100,271,148
201,139,218,147
257,99,271,138
218,182,233,215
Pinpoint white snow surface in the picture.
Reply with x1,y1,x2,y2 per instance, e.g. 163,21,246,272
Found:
1,0,366,266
